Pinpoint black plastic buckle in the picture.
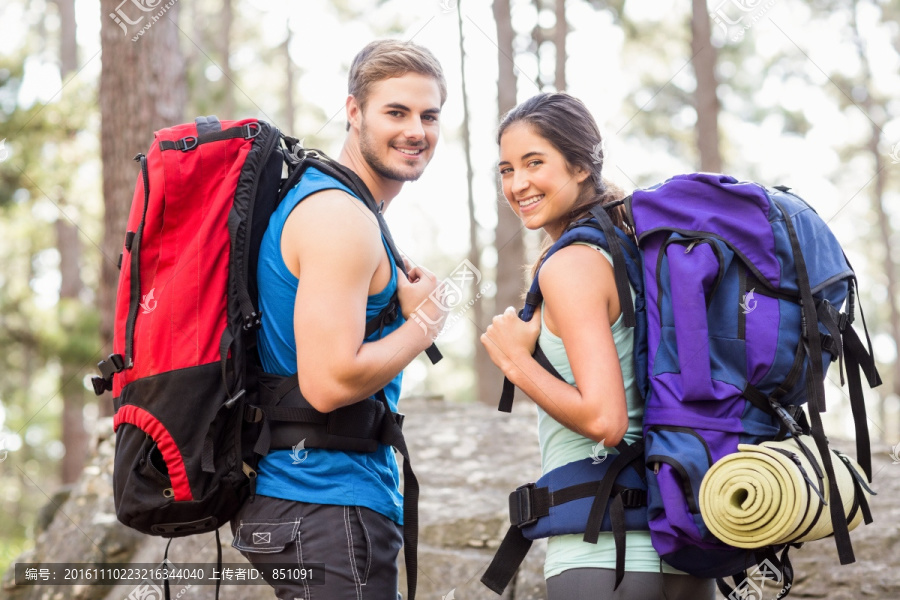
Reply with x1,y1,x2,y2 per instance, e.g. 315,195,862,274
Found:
821,334,838,358
177,136,198,152
98,353,126,379
509,483,537,528
393,412,405,430
770,399,803,436
242,311,262,331
244,405,263,423
618,488,647,508
386,298,399,323
91,376,112,396
838,311,850,331
243,123,261,139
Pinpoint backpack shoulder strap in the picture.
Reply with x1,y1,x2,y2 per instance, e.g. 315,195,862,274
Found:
286,151,442,363
498,215,644,412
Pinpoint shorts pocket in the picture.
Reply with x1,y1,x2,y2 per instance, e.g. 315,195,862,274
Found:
347,506,372,585
232,518,301,554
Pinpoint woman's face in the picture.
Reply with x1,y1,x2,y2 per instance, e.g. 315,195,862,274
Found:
498,121,589,239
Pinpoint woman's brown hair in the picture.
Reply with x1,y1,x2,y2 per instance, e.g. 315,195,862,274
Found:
497,92,631,278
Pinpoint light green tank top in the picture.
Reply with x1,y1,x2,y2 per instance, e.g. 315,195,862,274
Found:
536,243,681,578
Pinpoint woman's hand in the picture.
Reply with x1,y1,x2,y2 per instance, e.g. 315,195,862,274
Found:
480,306,542,383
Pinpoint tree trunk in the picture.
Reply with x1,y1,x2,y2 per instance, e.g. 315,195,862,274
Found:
55,0,78,75
851,0,899,436
532,0,545,91
690,0,722,172
554,0,566,91
54,0,89,484
284,20,296,133
99,0,186,415
491,0,526,404
221,0,235,118
867,120,898,433
457,1,490,404
57,217,89,484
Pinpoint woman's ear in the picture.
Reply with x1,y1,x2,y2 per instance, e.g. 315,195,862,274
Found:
574,164,591,184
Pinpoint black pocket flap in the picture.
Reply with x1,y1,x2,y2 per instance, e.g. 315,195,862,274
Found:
232,519,300,553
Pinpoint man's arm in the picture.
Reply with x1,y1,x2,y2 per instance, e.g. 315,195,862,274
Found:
282,188,442,413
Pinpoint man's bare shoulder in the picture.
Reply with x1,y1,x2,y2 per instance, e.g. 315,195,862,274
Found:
282,187,383,270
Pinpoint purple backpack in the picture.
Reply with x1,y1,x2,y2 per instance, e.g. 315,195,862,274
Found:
482,174,879,598
633,174,879,593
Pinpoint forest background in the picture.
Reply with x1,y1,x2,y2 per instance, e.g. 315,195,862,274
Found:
1,0,899,579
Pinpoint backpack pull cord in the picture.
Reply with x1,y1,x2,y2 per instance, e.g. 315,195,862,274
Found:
774,200,856,565
214,528,222,600
162,538,173,600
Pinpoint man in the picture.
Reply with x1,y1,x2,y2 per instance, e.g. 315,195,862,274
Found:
230,40,449,599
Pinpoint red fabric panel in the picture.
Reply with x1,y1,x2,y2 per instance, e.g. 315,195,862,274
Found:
113,404,193,502
113,119,258,395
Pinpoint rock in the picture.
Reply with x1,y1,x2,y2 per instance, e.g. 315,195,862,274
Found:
4,402,899,599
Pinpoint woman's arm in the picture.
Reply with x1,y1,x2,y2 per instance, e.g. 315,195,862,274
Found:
481,244,629,445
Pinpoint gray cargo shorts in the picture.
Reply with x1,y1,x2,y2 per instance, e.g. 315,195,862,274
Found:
231,495,403,600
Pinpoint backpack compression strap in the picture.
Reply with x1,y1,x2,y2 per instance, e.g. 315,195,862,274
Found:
92,152,153,396
772,199,864,566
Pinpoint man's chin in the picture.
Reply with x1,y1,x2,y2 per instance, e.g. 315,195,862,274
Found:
378,162,427,183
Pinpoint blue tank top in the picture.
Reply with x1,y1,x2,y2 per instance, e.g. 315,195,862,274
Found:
254,167,405,524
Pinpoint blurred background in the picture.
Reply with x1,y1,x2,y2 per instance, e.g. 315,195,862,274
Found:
0,0,899,580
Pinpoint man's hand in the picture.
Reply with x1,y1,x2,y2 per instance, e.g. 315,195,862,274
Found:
397,263,449,344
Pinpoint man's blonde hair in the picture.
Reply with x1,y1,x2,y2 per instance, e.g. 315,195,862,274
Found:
347,40,447,130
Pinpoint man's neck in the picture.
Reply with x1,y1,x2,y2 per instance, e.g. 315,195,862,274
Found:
338,142,403,212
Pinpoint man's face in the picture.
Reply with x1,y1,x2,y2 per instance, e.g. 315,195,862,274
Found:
354,73,442,182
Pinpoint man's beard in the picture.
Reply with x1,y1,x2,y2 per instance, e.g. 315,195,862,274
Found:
359,120,427,183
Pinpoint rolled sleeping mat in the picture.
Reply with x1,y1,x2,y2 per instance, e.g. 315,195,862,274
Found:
698,435,874,549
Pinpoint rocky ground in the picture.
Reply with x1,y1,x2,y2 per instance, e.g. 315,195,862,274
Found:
2,396,898,599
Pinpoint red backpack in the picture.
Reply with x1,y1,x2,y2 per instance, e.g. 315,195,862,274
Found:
93,116,281,537
93,116,436,599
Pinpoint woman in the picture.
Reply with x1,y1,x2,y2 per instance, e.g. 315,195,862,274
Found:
481,92,715,600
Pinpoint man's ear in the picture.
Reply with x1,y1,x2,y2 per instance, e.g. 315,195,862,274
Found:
346,95,362,132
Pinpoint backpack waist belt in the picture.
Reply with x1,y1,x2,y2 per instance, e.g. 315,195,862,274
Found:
482,441,648,595
247,371,402,456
